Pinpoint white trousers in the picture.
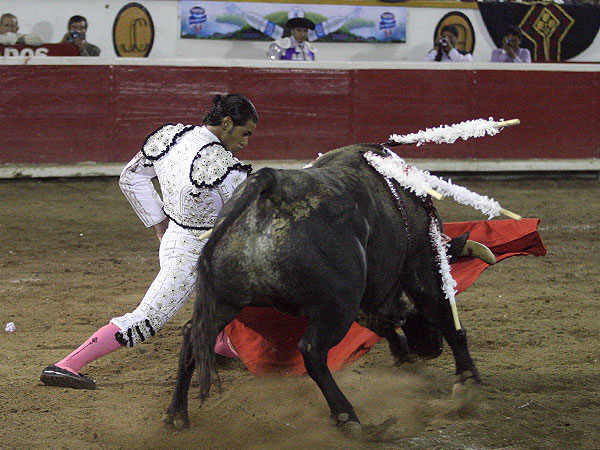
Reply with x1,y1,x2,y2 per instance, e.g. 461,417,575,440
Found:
111,222,208,347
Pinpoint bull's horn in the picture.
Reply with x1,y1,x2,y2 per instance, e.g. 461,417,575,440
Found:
459,240,496,265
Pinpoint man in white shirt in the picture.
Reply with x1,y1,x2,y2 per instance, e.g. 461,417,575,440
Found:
41,94,258,390
0,13,43,46
425,25,472,63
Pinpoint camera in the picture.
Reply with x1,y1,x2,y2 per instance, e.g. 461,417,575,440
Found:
438,37,449,46
67,31,82,42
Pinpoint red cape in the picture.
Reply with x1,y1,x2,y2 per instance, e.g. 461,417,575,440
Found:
225,219,546,376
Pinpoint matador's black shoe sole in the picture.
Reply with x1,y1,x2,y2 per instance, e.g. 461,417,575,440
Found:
40,365,96,390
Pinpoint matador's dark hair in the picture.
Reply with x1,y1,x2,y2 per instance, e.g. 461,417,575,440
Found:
202,94,258,127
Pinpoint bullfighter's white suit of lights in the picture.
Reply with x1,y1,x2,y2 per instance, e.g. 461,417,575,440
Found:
114,124,251,347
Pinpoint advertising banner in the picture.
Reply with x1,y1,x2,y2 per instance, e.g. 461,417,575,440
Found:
180,1,406,43
479,2,600,61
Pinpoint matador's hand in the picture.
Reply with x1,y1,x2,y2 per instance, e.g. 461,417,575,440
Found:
154,218,169,242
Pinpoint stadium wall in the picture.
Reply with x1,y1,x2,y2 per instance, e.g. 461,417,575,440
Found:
1,0,599,176
0,59,599,176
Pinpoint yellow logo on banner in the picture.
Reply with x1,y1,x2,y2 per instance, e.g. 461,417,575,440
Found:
113,2,154,57
520,5,574,61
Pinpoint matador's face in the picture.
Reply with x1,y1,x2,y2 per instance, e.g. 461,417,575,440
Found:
221,119,257,154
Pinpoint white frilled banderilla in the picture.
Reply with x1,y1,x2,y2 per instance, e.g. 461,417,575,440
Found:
364,117,523,331
198,118,523,330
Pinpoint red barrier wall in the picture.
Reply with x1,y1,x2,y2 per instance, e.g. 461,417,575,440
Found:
1,64,598,164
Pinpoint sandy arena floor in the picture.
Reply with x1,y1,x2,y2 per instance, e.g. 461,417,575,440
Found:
0,176,598,450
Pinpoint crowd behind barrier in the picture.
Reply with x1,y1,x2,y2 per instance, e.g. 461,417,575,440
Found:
2,2,600,62
1,12,99,56
1,1,599,174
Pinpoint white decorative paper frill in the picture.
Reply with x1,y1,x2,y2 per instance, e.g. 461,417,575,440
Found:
364,150,502,219
389,118,502,147
428,219,457,304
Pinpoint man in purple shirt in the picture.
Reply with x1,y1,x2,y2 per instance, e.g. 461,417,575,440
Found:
268,16,316,61
491,26,531,63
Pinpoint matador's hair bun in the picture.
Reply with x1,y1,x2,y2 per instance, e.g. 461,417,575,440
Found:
203,93,258,127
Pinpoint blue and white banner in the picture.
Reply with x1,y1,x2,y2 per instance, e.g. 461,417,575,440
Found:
180,1,406,43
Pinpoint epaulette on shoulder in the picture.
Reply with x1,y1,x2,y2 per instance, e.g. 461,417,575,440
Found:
190,142,252,189
274,37,292,49
141,123,195,160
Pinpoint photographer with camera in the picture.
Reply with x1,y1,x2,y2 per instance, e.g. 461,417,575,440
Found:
491,26,531,63
60,15,100,56
425,25,472,62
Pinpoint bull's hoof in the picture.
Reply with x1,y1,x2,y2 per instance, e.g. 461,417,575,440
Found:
453,370,481,387
393,353,417,366
330,413,362,438
452,378,478,397
451,371,482,408
342,420,362,438
162,409,190,430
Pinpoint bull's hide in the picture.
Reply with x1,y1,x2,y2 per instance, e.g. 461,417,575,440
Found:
225,218,546,376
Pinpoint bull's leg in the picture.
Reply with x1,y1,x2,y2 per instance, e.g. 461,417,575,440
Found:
299,305,361,433
437,302,481,385
401,313,443,360
163,320,195,429
404,280,480,386
363,321,414,365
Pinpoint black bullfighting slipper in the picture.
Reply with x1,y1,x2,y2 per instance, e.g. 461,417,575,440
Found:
40,365,96,390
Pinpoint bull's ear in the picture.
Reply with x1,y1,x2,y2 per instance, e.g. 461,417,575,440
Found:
447,232,470,261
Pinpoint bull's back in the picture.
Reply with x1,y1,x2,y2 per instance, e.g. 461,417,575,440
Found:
201,165,368,308
201,144,432,310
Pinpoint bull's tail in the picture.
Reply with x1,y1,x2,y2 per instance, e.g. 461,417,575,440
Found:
193,260,218,402
193,168,280,400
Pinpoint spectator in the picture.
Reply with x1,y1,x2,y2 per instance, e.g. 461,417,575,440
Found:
425,25,472,62
0,13,43,46
491,26,531,63
267,15,316,61
60,15,100,56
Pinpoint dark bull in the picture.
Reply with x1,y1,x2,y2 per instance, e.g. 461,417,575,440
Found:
163,144,483,432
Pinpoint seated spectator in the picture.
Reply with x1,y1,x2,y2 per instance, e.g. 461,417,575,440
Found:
0,13,43,46
491,26,531,63
267,15,316,61
425,25,472,62
60,15,100,56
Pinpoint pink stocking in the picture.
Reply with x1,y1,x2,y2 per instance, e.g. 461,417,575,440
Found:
55,323,123,374
214,330,239,359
